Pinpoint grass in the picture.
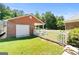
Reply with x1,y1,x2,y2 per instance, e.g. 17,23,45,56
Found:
41,30,68,44
0,36,63,55
41,30,60,42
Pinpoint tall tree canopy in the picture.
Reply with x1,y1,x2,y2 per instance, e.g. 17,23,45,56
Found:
34,12,41,20
56,16,65,29
0,3,65,30
12,9,25,17
0,3,25,20
43,12,57,29
35,11,65,30
0,3,6,20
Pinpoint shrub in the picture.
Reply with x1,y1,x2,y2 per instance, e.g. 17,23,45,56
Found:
67,28,79,48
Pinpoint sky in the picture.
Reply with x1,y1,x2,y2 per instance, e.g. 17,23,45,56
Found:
4,3,79,20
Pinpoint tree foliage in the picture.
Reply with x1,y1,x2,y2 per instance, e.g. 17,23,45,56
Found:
43,12,57,29
0,3,6,20
34,12,41,20
0,3,25,20
67,28,79,48
56,16,65,29
0,3,65,30
35,11,65,29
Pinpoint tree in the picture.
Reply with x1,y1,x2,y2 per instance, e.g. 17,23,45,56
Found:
42,12,57,29
0,4,13,20
56,16,65,30
12,9,25,17
0,3,25,20
12,9,18,17
35,11,65,30
34,12,41,19
41,13,46,22
3,6,12,19
0,3,6,20
0,4,65,30
18,10,25,16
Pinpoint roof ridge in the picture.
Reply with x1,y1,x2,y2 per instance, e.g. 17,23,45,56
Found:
6,15,45,24
7,15,28,21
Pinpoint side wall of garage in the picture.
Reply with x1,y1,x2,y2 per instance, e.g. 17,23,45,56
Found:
7,21,16,37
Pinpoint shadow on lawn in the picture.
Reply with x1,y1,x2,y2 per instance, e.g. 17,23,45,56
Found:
0,35,37,42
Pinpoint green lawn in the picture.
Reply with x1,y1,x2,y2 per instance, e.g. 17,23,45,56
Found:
41,30,60,42
41,30,67,43
0,37,64,55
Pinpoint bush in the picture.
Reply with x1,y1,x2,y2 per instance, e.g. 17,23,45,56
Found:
67,28,79,48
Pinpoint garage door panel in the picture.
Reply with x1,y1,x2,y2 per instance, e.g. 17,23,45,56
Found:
16,25,30,37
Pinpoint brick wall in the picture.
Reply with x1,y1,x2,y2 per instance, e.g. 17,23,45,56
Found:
7,15,43,37
7,21,16,37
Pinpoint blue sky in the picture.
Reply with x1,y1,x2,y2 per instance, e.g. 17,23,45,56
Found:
4,3,79,19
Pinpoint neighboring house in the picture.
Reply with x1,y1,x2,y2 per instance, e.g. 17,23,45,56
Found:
0,15,45,38
64,15,79,29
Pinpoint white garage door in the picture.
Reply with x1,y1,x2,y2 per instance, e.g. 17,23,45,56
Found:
16,25,30,37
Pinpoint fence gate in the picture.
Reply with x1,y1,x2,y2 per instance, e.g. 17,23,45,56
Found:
58,31,68,45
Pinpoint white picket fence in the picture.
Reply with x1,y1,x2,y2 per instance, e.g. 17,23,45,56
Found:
34,29,69,45
58,31,69,45
33,29,46,36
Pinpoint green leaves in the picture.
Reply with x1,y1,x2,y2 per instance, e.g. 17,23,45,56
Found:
35,11,65,29
0,3,65,30
68,28,79,48
56,16,65,29
0,3,25,20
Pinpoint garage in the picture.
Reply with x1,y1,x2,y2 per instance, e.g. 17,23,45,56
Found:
6,15,44,38
16,25,30,37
